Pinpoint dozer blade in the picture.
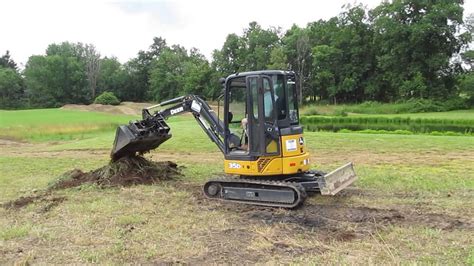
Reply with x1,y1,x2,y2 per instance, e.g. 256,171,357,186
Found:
320,162,357,196
110,118,172,161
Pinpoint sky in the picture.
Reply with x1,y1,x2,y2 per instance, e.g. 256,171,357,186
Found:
1,0,473,68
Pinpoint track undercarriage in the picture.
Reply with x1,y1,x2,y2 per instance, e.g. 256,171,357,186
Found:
203,163,357,208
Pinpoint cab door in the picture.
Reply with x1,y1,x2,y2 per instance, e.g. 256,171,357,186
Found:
246,75,280,157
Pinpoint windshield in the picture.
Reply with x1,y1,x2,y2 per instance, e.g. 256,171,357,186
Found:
271,75,286,120
286,75,298,124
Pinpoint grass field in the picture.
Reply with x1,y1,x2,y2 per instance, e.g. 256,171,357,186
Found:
0,108,473,264
300,104,474,135
0,109,138,141
300,101,474,116
348,109,474,120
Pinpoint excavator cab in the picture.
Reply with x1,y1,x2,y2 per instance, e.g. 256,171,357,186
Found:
110,70,357,208
221,71,310,176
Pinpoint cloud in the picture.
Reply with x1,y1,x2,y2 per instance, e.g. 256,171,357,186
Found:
1,0,473,68
114,1,180,26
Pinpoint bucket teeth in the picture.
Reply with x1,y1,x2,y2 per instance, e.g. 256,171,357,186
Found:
110,117,172,161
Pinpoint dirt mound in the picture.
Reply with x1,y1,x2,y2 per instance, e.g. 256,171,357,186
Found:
61,102,151,116
50,156,181,190
2,156,181,210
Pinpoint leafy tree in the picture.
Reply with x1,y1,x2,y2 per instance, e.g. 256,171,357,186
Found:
268,46,288,70
97,57,126,98
213,22,280,76
0,67,24,109
149,46,187,101
0,51,18,70
149,46,219,101
24,55,88,107
46,42,86,59
311,45,342,103
459,73,474,104
461,50,474,70
212,33,246,75
370,0,469,100
182,48,217,97
123,37,169,102
242,22,280,70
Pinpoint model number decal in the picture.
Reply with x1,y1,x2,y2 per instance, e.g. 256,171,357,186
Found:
170,107,184,115
228,162,241,169
286,139,297,151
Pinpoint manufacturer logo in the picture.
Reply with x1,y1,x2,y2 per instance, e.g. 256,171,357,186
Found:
170,107,184,115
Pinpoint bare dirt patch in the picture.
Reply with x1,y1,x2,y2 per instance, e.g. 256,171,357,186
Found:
246,204,471,231
193,201,472,263
174,181,472,262
2,193,66,210
2,156,182,211
61,102,151,116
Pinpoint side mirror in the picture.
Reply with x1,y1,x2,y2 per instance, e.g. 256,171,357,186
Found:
219,77,226,85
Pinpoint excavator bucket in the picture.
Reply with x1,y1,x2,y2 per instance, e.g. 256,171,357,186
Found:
320,162,357,196
110,117,172,161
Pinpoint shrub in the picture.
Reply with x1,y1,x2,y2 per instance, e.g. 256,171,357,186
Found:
94,92,120,105
338,129,352,133
334,109,348,116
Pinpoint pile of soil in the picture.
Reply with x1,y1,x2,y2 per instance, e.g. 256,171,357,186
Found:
61,102,151,116
2,156,181,210
50,155,181,190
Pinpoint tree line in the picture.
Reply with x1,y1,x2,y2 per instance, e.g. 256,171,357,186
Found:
0,0,473,109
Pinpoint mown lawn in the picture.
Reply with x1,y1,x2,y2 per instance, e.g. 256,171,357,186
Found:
0,109,138,141
0,109,473,264
348,109,474,120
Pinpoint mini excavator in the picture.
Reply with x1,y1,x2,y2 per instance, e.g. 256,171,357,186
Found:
111,70,357,208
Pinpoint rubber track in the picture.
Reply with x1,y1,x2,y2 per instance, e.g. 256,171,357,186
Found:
203,176,307,208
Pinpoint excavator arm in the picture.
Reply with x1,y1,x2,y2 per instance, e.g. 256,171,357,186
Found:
111,94,225,161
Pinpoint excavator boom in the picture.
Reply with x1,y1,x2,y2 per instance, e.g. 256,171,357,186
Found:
111,95,224,161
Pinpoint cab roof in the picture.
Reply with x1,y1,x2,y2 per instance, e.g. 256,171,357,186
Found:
225,70,295,83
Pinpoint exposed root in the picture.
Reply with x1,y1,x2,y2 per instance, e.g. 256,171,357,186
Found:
49,155,181,190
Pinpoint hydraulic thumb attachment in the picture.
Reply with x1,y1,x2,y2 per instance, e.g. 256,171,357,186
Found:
110,114,171,161
111,95,224,161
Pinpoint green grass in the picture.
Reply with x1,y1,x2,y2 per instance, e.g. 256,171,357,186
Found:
300,100,472,116
0,223,31,240
0,108,138,141
300,101,474,135
0,108,473,264
301,115,474,135
349,109,474,120
0,108,138,127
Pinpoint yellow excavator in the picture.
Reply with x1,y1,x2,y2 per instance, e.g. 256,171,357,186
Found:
111,70,357,208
